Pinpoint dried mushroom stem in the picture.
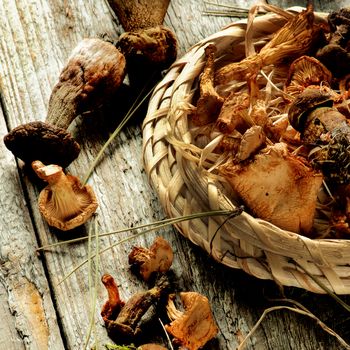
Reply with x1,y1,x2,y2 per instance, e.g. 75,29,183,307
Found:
101,274,125,323
191,44,224,126
46,38,126,129
102,274,170,341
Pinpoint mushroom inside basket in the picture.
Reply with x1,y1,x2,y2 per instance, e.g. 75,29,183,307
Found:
142,4,350,294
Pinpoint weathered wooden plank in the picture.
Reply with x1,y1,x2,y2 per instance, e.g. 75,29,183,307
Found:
0,105,64,349
1,0,350,349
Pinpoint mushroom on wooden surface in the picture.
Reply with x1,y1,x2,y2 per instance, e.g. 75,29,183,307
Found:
32,160,98,231
165,292,218,350
4,38,126,167
128,236,174,282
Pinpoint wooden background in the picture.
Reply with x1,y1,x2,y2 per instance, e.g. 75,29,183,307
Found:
1,0,350,349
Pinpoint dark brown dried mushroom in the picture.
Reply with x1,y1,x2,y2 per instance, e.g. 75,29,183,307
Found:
101,274,170,342
117,25,177,70
4,121,80,168
288,87,334,132
4,38,126,167
32,160,98,230
288,87,350,185
317,8,350,78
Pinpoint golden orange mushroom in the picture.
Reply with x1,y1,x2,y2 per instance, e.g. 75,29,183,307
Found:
32,160,98,231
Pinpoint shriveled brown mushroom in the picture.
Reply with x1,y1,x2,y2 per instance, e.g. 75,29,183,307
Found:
165,292,218,350
4,38,126,167
191,44,224,126
138,344,168,350
101,274,170,342
216,91,250,133
101,274,125,323
288,87,350,185
128,236,173,282
284,55,332,96
219,143,324,235
117,25,177,70
32,160,98,231
236,125,266,161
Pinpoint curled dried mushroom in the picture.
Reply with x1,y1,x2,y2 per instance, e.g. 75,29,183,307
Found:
128,236,173,282
32,160,98,231
165,292,218,350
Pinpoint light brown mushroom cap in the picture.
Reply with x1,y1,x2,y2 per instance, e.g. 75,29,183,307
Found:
32,161,98,231
285,55,332,96
165,292,218,350
128,236,173,281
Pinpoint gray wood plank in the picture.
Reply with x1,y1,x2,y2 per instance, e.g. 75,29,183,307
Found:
0,106,64,349
1,0,350,349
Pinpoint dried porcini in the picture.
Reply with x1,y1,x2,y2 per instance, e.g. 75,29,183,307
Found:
101,274,170,342
317,8,350,78
165,292,218,350
220,143,324,235
4,38,126,167
32,160,98,231
191,44,224,126
128,236,174,282
117,25,177,70
288,87,350,185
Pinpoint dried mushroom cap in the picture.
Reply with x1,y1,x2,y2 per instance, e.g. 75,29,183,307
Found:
165,292,218,350
47,38,126,128
288,87,334,131
285,56,332,95
128,236,173,281
4,121,80,168
32,161,98,231
117,25,177,69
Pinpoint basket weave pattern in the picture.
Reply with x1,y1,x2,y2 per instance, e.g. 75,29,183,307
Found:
142,10,350,294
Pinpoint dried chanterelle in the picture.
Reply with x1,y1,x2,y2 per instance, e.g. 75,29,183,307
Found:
165,292,218,350
4,38,126,168
32,160,98,231
128,236,174,282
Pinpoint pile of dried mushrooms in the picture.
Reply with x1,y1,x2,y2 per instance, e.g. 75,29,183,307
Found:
190,5,350,238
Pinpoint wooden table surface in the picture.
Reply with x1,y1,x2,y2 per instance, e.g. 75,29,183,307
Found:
1,0,350,349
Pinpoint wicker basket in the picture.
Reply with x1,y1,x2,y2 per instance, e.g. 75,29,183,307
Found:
142,7,350,294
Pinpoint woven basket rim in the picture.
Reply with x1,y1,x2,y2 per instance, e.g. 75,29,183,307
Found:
142,7,350,294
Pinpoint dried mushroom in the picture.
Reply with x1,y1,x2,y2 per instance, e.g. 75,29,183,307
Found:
220,143,324,235
32,160,98,231
101,274,170,342
129,236,173,282
101,274,125,323
138,345,167,350
191,44,224,126
317,8,350,78
215,5,326,85
4,38,126,167
117,25,177,70
165,292,218,350
4,121,80,169
284,56,332,96
288,87,350,185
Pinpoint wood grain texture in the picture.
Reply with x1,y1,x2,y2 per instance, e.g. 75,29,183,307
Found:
1,0,350,349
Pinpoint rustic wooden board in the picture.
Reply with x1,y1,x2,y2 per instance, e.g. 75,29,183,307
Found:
1,0,350,349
